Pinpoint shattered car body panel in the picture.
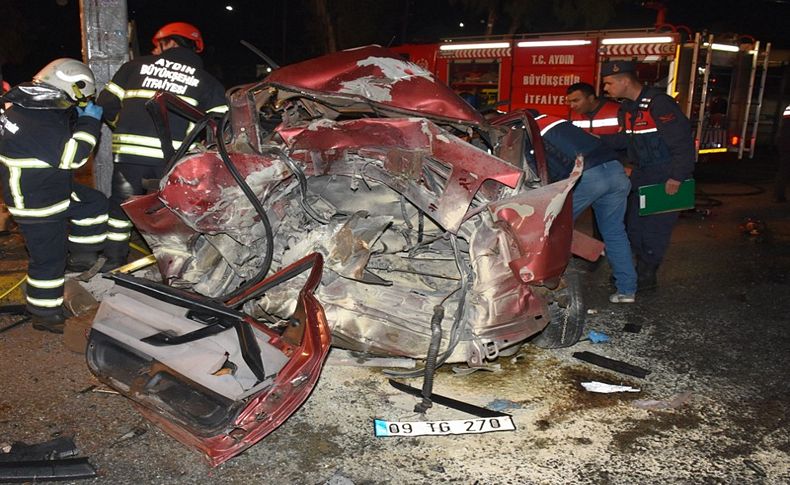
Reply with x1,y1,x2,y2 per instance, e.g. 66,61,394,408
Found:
119,45,581,367
86,253,331,466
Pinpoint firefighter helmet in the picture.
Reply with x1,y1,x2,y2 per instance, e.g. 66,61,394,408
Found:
152,22,204,53
32,58,96,103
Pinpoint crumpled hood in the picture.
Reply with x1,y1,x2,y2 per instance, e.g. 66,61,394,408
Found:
264,45,485,125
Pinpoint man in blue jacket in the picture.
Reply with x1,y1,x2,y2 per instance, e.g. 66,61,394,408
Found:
532,113,637,303
600,61,695,291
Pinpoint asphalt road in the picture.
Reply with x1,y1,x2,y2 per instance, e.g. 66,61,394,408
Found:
0,159,788,484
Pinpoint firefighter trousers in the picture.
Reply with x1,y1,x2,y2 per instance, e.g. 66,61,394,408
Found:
17,184,108,316
106,162,164,262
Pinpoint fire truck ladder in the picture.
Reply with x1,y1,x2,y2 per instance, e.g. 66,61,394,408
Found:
688,34,715,159
741,41,771,159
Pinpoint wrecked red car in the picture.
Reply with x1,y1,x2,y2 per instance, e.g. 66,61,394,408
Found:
87,45,587,465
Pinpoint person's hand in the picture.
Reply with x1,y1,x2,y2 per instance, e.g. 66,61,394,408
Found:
77,101,103,120
665,178,681,195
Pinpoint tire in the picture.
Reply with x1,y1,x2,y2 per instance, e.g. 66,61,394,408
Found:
531,272,585,349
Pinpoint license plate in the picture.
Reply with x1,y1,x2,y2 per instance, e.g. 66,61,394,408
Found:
374,416,516,437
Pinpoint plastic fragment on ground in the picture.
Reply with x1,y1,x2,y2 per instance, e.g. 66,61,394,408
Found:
632,391,692,410
451,363,501,375
486,399,525,411
581,381,640,393
587,330,610,343
572,351,651,378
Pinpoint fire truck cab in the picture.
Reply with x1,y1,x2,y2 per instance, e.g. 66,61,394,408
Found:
392,28,771,160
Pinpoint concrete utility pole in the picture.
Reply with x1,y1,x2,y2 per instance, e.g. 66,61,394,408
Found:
79,0,129,195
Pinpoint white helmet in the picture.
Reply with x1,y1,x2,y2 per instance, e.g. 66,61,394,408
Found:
32,58,95,103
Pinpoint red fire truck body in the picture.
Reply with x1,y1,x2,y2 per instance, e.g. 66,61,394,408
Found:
392,29,770,159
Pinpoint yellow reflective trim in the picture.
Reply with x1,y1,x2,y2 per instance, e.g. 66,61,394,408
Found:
60,139,78,169
72,214,109,226
7,199,70,218
112,144,164,159
698,148,729,154
108,218,133,229
68,233,107,245
26,296,64,308
0,155,50,168
124,89,198,106
26,277,65,289
70,191,81,202
112,133,182,149
207,105,229,114
71,157,90,169
107,232,131,241
9,167,24,208
73,131,97,146
105,81,126,100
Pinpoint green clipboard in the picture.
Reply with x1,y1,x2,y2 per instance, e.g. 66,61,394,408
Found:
638,179,695,216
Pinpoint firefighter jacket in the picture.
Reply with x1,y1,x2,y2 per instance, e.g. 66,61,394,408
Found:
97,47,227,166
602,87,695,184
569,98,621,136
0,104,101,221
779,104,790,153
533,114,620,182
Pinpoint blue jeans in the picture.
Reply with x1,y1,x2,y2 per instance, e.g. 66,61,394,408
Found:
573,160,637,295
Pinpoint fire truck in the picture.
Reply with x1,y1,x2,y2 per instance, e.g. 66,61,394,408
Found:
392,28,771,160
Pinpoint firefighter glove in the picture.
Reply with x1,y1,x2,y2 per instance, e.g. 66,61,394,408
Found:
77,101,103,120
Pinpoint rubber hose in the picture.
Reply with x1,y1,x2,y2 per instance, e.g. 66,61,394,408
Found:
414,305,444,413
215,112,275,302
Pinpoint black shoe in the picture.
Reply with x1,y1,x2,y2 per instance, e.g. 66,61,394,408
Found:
100,258,127,273
67,252,99,273
30,312,66,334
636,260,658,292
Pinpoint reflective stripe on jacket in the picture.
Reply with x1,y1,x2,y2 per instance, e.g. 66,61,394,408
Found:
0,105,101,220
97,47,227,167
569,99,621,136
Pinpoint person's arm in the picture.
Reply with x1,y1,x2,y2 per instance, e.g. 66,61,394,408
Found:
651,95,695,194
599,105,629,150
58,103,103,169
96,63,130,129
202,77,228,116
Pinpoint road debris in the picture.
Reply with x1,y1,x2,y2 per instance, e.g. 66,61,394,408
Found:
572,351,652,378
0,436,96,481
581,381,641,393
632,391,692,410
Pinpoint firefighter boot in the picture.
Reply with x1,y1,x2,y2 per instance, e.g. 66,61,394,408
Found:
27,307,67,334
637,259,658,292
66,251,99,273
100,245,128,273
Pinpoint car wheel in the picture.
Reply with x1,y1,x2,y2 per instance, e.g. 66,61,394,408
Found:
531,272,585,349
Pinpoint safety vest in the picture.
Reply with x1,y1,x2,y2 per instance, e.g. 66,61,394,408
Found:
569,99,621,136
97,47,227,166
0,105,101,220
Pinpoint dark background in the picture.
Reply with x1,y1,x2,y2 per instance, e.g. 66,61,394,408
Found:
1,0,789,87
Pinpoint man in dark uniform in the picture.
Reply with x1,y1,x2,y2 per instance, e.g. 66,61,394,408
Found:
531,112,637,302
96,22,227,268
566,82,621,136
600,61,695,291
0,59,107,332
775,104,789,203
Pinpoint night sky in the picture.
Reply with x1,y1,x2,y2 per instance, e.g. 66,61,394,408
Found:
2,0,788,87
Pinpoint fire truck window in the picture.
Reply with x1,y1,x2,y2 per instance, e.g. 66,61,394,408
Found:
449,60,500,109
